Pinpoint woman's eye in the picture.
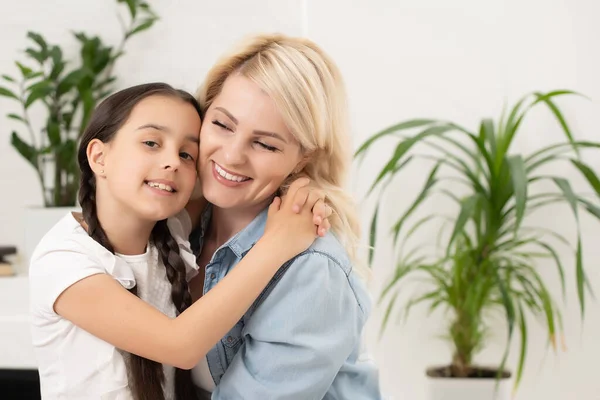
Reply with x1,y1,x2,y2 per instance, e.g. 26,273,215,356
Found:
143,141,159,148
256,141,278,152
212,120,231,131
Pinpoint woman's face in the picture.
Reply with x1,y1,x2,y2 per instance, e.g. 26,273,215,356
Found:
198,74,304,212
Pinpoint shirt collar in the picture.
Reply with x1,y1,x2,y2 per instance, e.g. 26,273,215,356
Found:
226,208,268,259
190,205,268,260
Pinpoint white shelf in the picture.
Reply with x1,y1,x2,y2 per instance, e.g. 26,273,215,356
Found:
0,273,37,369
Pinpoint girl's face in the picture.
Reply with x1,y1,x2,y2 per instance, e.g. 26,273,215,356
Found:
99,95,201,221
198,74,304,213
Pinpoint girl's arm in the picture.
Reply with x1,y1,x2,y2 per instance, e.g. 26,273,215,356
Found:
52,179,318,369
185,178,332,236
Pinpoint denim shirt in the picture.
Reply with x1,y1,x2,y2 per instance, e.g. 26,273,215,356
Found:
189,206,382,400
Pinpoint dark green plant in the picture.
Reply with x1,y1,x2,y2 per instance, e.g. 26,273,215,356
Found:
0,0,158,206
356,90,600,391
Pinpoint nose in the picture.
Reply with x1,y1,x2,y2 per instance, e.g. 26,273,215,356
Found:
223,135,247,166
162,149,181,171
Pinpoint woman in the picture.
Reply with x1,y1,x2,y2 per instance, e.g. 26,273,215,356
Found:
186,33,382,399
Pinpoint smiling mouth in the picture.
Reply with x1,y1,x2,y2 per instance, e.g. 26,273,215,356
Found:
144,181,177,193
213,162,251,183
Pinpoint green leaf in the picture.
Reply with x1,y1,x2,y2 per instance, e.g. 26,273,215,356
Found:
2,75,15,82
368,204,379,267
421,139,488,195
576,237,584,317
27,71,44,80
500,92,531,158
514,304,528,391
25,83,53,108
448,194,480,249
526,141,600,172
56,139,77,169
7,113,25,123
533,91,580,156
534,240,566,299
27,31,48,52
120,0,138,19
579,198,600,221
436,134,487,179
57,68,88,95
10,131,38,168
15,62,33,78
480,118,497,161
26,79,52,93
400,214,439,255
354,119,436,160
379,290,400,338
507,155,527,232
402,290,441,324
25,48,46,64
92,48,113,74
46,120,61,146
49,46,65,79
494,266,516,382
78,88,96,136
0,86,18,99
571,159,600,198
552,178,578,217
391,162,440,244
552,177,585,315
370,124,456,192
127,18,156,38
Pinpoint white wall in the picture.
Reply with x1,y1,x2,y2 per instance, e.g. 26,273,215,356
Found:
1,1,600,399
0,0,305,259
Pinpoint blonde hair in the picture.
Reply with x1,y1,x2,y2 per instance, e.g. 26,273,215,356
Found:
197,33,367,278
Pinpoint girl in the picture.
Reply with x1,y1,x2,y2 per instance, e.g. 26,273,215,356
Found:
186,34,382,399
29,82,331,399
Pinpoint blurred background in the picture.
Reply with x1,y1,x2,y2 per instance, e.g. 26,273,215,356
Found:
1,1,600,399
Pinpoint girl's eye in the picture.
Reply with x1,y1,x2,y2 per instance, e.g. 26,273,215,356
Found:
256,141,278,152
212,120,231,131
180,152,194,161
143,141,159,148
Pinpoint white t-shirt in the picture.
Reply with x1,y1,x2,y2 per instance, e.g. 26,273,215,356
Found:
29,211,198,399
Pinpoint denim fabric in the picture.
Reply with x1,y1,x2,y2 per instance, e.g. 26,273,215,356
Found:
190,206,382,399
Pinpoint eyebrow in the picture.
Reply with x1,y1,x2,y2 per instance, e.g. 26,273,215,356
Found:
137,123,199,144
213,107,288,144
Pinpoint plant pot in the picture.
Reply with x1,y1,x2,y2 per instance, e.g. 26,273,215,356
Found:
426,366,511,400
24,206,79,267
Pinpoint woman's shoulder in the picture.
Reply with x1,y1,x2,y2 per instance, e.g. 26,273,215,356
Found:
301,232,352,275
254,232,372,319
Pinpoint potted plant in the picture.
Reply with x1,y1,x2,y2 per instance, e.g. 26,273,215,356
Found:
355,90,600,399
0,0,158,263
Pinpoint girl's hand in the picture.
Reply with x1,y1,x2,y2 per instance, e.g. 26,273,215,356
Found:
263,178,322,259
286,178,332,237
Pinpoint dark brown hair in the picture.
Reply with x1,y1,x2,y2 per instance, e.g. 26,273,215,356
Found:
77,83,202,400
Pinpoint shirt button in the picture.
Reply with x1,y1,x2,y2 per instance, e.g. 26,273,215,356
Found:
210,273,216,280
226,336,234,343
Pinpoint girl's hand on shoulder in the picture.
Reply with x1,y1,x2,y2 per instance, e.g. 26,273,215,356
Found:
286,177,332,237
263,178,322,257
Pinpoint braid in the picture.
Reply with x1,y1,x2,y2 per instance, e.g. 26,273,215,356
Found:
78,168,166,400
78,172,113,253
152,220,197,399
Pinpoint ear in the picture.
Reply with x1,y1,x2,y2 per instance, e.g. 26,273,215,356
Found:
87,138,107,177
292,155,310,175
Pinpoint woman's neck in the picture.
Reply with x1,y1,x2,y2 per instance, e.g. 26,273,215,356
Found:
93,195,155,255
208,200,269,248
